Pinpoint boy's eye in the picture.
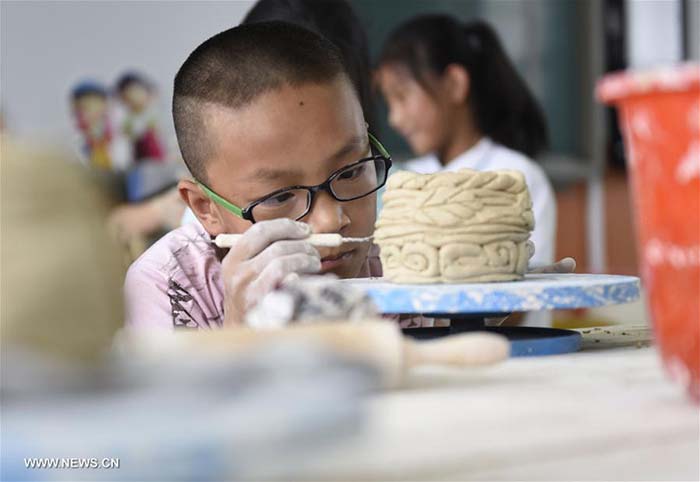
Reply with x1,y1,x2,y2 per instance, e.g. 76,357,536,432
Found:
337,164,366,181
260,191,296,206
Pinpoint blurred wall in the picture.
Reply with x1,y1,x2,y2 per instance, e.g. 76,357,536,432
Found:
626,0,683,68
0,1,254,146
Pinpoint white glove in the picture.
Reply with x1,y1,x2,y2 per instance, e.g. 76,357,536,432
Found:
245,275,378,330
528,257,577,274
220,219,321,326
526,240,577,274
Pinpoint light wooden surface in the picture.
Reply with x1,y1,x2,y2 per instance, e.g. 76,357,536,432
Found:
287,342,699,481
575,324,654,350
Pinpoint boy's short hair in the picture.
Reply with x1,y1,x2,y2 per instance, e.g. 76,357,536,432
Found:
173,21,349,183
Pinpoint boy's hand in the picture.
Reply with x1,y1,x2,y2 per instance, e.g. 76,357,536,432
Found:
220,219,321,326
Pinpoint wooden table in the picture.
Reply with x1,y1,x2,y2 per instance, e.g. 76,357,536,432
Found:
288,327,699,481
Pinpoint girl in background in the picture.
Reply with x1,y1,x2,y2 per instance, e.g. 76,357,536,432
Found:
377,14,556,266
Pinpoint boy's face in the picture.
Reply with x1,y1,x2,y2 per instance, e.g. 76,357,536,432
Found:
183,77,376,279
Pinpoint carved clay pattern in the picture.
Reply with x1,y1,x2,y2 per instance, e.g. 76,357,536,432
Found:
375,169,534,283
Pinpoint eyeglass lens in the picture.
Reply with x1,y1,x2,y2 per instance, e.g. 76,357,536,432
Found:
251,157,388,222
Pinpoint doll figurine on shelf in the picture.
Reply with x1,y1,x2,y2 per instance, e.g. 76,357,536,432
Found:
115,72,166,163
71,81,130,171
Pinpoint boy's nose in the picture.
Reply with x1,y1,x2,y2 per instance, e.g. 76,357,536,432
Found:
305,191,349,234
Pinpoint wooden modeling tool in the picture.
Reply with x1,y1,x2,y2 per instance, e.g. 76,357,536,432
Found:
214,233,373,249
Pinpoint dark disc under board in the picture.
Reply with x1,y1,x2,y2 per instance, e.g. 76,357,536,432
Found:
402,326,582,357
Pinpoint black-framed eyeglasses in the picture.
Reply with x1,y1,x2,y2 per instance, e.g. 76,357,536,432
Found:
197,132,392,223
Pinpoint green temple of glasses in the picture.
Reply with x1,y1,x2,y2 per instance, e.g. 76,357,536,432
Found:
197,132,390,219
198,179,245,217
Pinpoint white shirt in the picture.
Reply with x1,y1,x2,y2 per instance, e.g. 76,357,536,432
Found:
403,137,557,266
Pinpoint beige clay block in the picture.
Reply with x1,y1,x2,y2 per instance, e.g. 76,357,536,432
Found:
375,169,534,284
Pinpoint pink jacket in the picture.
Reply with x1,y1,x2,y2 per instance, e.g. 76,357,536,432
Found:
124,222,382,330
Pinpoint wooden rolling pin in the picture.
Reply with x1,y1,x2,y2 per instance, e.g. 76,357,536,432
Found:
129,320,510,388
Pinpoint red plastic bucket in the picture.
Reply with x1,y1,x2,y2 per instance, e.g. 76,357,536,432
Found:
598,63,700,402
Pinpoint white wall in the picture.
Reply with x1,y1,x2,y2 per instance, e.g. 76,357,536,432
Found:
1,1,254,146
626,0,683,68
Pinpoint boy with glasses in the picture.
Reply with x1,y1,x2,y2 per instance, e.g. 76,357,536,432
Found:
125,22,391,329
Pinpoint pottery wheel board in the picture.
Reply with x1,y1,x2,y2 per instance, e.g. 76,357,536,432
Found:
343,273,641,315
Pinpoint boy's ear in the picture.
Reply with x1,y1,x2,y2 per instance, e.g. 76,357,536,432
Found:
443,64,470,104
178,179,224,235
